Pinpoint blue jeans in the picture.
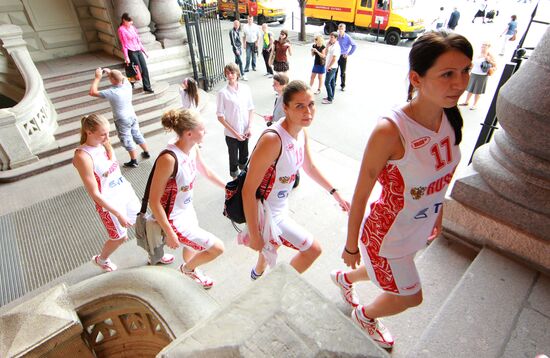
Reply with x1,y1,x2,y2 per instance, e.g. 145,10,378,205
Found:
325,68,337,101
245,42,257,71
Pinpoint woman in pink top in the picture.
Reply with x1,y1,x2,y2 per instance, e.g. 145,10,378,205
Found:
118,13,153,93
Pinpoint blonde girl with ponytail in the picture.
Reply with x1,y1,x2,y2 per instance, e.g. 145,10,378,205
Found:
148,109,226,289
73,114,141,272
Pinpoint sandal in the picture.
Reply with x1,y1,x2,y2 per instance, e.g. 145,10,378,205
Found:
92,255,117,272
179,264,214,289
148,253,175,265
459,102,469,106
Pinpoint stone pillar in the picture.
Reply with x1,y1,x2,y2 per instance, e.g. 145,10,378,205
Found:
445,27,550,270
149,0,186,48
113,0,161,51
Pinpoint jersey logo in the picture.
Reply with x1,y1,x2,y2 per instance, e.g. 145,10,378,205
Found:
411,136,431,149
184,197,192,204
103,162,119,177
277,190,288,199
287,143,294,150
410,186,426,200
414,208,428,219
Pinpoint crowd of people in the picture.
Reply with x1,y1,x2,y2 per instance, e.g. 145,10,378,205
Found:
74,9,520,350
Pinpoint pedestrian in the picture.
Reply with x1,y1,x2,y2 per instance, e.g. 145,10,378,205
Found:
263,73,289,126
472,0,488,24
229,20,246,81
118,13,154,93
89,68,150,167
271,29,292,75
260,23,274,77
216,63,254,179
73,114,142,272
148,109,225,289
179,77,199,109
242,80,350,280
310,35,327,95
432,7,446,30
242,15,261,73
336,24,356,91
323,32,341,104
331,31,472,349
499,15,518,55
447,7,461,31
460,41,496,110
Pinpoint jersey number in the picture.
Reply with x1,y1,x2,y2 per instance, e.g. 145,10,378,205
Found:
430,137,452,170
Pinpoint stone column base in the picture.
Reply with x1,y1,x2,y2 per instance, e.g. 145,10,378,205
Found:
443,194,550,273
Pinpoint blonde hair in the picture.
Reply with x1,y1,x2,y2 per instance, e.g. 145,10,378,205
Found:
161,109,201,137
108,69,124,84
314,35,325,46
80,114,113,159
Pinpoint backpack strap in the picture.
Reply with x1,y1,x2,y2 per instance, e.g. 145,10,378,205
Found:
140,150,178,214
255,128,282,197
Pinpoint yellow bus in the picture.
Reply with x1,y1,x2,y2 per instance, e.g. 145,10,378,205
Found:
218,0,286,24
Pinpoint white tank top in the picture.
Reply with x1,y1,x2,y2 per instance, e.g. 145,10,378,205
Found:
362,106,461,258
76,145,133,209
161,143,199,225
259,122,305,220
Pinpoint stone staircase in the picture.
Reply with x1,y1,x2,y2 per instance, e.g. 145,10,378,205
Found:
0,58,182,183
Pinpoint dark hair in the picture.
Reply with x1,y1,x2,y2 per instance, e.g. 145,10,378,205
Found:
408,31,473,145
120,13,132,26
279,29,289,43
330,31,338,38
184,78,199,106
273,73,289,86
511,15,517,21
282,80,310,106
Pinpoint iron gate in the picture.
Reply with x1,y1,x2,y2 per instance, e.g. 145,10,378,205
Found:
182,2,225,91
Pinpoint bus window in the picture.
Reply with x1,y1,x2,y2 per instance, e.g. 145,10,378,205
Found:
377,0,389,10
361,0,372,7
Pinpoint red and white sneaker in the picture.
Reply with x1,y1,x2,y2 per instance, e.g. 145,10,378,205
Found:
148,253,175,265
92,255,117,272
179,264,214,289
330,269,359,307
351,306,394,349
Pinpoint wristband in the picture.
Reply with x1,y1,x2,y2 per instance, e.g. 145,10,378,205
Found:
345,247,359,255
329,188,337,195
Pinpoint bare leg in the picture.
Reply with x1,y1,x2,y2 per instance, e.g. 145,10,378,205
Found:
309,72,316,87
344,264,370,283
182,246,195,263
472,94,481,108
139,143,149,152
128,149,138,160
290,240,322,273
254,252,268,275
318,74,324,91
363,290,423,319
460,92,473,105
183,240,224,270
99,237,127,260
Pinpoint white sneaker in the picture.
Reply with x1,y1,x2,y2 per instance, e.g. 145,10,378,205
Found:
351,306,394,349
180,264,214,289
330,269,359,307
241,76,248,81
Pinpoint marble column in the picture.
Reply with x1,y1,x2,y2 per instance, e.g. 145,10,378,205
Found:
445,27,550,270
150,0,186,48
114,0,161,50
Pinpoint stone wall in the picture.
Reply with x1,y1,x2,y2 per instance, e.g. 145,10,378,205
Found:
74,0,120,56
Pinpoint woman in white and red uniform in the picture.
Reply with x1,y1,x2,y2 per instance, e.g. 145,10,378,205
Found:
331,32,473,349
149,109,226,289
73,114,141,272
243,80,350,279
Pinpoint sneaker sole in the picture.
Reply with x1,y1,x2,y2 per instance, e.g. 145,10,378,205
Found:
330,270,358,307
351,309,394,350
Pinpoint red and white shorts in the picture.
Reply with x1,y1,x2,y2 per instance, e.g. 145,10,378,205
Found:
170,210,217,251
97,193,140,240
360,244,421,296
274,216,314,252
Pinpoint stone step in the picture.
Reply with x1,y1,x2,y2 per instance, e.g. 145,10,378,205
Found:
52,81,169,114
48,80,112,103
408,247,537,358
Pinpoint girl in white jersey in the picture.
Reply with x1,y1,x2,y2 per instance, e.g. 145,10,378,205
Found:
149,109,225,289
73,114,141,272
330,32,473,349
243,80,350,279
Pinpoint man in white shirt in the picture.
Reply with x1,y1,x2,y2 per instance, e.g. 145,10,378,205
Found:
216,63,255,178
242,15,262,72
323,32,341,104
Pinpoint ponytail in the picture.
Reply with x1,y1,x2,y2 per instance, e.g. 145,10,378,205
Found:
443,106,463,145
80,114,113,160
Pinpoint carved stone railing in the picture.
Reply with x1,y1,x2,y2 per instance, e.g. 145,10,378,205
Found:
0,24,57,171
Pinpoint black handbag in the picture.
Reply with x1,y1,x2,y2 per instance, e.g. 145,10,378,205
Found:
125,63,142,81
480,60,492,73
223,130,281,226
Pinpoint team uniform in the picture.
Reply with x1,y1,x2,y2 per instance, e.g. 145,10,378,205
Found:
258,122,313,252
77,145,140,240
160,143,217,251
360,106,461,296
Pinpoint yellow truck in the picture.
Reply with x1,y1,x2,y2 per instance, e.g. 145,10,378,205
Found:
218,0,286,24
305,0,425,45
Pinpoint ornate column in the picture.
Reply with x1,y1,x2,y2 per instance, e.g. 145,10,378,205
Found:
113,0,161,50
150,0,186,48
444,27,550,270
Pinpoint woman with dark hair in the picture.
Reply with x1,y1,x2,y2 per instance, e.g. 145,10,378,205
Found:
179,77,200,109
242,80,350,280
149,109,225,289
271,29,292,75
118,13,154,93
330,31,473,349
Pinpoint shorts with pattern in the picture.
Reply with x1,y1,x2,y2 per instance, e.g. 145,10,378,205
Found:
97,192,140,240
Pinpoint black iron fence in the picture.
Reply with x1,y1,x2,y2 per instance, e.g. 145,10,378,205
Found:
181,2,225,91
